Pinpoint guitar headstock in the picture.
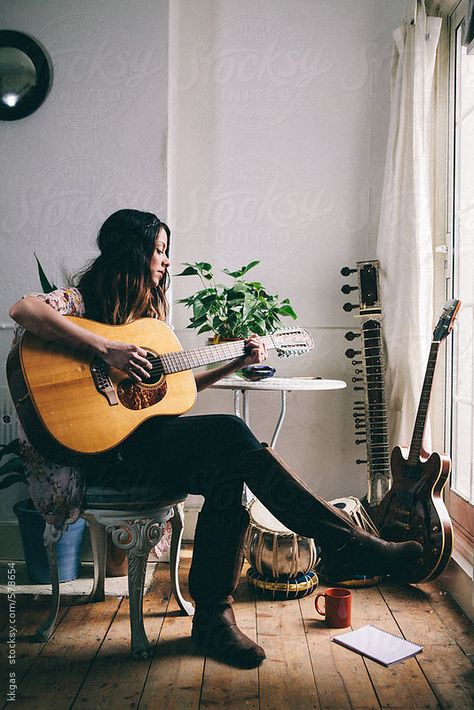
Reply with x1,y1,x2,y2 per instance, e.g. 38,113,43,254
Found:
433,299,461,342
270,327,314,358
340,260,382,317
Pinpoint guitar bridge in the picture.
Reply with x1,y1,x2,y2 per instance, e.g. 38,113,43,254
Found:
91,359,118,406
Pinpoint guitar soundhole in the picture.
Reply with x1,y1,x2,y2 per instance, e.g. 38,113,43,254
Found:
117,367,167,410
145,352,163,385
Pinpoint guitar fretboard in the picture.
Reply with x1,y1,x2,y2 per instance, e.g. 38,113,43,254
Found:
407,341,440,468
361,319,391,503
149,335,276,375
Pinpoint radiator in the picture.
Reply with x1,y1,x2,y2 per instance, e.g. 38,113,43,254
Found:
0,387,18,445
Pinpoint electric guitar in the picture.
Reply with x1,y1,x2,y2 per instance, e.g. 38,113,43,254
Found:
7,317,313,459
374,299,461,582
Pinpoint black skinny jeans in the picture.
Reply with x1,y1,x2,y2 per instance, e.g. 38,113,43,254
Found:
84,414,262,510
83,414,358,606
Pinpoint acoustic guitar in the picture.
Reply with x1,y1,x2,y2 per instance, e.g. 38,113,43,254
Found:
373,299,461,583
7,317,313,459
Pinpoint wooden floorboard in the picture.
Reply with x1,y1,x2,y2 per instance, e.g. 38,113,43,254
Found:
300,584,380,710
199,574,260,710
1,546,473,710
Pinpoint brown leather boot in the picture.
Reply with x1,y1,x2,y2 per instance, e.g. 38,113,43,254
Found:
189,505,266,668
242,446,422,582
192,597,266,669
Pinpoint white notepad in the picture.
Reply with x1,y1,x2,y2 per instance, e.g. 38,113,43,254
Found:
333,624,423,667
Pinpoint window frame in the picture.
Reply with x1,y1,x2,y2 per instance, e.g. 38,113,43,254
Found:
445,0,474,574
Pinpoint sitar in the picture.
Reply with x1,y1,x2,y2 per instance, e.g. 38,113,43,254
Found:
7,317,313,460
374,299,461,582
342,260,391,506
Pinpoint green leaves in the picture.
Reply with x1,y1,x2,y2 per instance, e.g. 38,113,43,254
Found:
34,253,57,293
176,260,297,338
175,262,213,280
0,440,26,490
222,260,260,279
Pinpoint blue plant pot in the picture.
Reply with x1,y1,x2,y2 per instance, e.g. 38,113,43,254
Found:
13,499,86,584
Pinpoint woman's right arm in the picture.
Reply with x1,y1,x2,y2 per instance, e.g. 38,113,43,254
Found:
9,296,152,382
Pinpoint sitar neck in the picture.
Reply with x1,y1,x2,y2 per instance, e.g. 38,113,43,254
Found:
159,334,275,374
407,341,440,466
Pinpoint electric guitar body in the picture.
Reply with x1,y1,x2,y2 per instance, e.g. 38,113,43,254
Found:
371,298,461,583
374,444,453,583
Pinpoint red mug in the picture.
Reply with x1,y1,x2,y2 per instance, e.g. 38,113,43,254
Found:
315,587,352,628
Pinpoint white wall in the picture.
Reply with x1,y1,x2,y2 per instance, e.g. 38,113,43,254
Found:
0,0,169,519
0,0,410,523
169,0,409,504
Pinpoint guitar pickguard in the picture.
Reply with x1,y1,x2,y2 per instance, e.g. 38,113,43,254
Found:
117,376,167,410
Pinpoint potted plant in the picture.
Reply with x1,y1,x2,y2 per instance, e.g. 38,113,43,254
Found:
2,256,86,584
176,260,297,341
0,440,86,583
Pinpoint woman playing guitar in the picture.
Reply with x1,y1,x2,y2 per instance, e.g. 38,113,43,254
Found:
9,209,422,669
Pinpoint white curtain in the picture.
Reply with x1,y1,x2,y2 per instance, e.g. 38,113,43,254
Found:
376,0,442,450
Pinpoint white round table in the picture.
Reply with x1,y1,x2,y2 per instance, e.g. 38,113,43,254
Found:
211,376,346,448
212,376,346,506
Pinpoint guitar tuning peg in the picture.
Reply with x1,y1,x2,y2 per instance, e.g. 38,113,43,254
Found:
354,368,363,374
352,360,362,365
343,302,359,312
355,423,366,430
356,459,367,464
352,377,363,383
354,401,365,405
354,386,364,391
341,284,358,295
345,349,361,358
341,266,357,276
355,439,367,445
344,331,360,341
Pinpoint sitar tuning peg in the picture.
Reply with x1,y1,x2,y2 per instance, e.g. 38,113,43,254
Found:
355,439,367,445
341,284,358,295
352,360,362,365
345,349,361,358
356,459,367,464
352,377,363,383
341,266,357,276
344,331,360,341
343,302,359,312
354,386,364,391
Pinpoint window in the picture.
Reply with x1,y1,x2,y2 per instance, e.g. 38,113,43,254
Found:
446,0,474,571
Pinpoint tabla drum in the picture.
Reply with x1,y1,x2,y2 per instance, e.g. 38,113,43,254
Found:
330,496,380,536
247,567,319,600
318,496,382,587
244,498,318,578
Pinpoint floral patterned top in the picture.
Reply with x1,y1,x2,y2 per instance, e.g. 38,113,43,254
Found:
12,288,172,555
13,288,86,530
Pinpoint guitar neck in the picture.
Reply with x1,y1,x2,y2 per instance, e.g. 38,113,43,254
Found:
361,318,391,504
159,334,276,374
407,341,440,466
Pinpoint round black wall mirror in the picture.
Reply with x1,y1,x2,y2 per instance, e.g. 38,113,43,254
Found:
0,30,53,121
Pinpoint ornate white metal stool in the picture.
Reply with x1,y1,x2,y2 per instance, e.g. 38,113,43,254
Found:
36,488,194,659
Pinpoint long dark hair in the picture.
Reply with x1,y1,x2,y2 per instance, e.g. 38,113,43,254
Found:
74,209,170,324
